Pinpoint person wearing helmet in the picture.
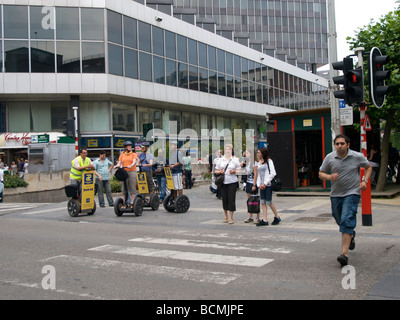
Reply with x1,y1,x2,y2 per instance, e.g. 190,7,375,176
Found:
114,140,138,207
138,141,154,200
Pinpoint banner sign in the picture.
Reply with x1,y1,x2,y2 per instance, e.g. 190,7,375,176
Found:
81,171,95,211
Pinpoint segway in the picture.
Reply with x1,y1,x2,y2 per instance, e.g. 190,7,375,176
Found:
136,165,160,211
65,171,96,217
162,166,190,213
113,168,143,217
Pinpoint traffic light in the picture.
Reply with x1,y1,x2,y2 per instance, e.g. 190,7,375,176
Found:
62,118,75,139
369,47,390,108
345,67,364,106
332,57,353,103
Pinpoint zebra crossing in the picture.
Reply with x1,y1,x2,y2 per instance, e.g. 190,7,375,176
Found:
0,202,45,215
41,230,318,286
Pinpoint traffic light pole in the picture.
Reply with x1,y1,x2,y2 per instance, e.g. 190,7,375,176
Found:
355,47,372,226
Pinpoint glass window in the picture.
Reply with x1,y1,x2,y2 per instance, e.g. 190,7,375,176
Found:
112,102,137,132
226,52,233,75
183,112,200,134
178,62,188,88
107,10,122,45
188,39,197,65
31,41,55,72
198,42,207,68
108,44,123,76
56,7,79,40
177,35,187,62
218,73,226,96
208,46,216,70
30,6,54,40
189,65,198,90
4,6,28,39
56,41,81,73
217,49,225,73
81,8,104,41
226,76,234,98
124,48,138,79
139,106,162,133
138,21,151,53
199,68,208,93
234,78,241,99
80,102,110,131
166,59,177,86
139,52,152,82
165,31,176,59
152,26,164,56
153,56,165,84
30,102,52,131
4,40,29,72
8,103,30,131
234,55,241,78
82,42,105,73
241,57,248,79
51,101,69,130
124,16,137,49
209,70,217,94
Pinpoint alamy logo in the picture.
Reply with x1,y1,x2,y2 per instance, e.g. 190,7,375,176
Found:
41,265,56,290
41,6,55,30
341,265,356,290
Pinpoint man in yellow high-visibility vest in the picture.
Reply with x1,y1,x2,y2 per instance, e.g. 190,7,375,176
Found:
70,148,95,190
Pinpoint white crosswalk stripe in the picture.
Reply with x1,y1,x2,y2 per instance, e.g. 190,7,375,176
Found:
39,230,307,286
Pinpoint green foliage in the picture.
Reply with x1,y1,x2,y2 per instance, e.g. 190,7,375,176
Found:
4,174,28,188
110,176,121,193
202,172,212,180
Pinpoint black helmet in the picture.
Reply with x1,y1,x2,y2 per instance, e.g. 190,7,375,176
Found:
141,141,150,147
123,140,133,147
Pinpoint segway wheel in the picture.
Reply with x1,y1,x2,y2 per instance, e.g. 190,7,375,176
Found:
150,193,160,211
163,194,176,212
87,201,96,215
133,197,143,216
114,198,124,216
175,195,190,213
67,199,81,217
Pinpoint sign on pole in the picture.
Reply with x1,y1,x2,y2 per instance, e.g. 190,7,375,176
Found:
339,100,353,126
364,114,372,131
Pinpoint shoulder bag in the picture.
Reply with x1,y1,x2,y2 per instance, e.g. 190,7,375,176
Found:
266,160,282,192
214,159,231,188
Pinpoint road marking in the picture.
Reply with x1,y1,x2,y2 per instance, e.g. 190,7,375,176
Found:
165,230,318,243
2,279,109,300
20,207,66,215
42,255,239,285
88,244,273,267
286,199,330,211
128,237,291,254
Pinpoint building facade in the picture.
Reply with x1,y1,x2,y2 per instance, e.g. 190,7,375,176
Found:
0,0,329,170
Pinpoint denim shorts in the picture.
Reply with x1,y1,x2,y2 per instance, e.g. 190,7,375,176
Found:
260,185,272,205
330,194,360,234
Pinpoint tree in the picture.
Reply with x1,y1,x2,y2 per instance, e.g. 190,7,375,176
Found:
347,3,400,190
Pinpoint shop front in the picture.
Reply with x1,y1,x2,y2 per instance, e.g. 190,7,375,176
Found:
267,108,332,190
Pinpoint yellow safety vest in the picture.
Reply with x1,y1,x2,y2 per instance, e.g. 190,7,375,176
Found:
70,156,90,181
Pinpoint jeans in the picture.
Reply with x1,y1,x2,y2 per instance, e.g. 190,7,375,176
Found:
259,185,272,205
330,194,360,234
184,170,192,188
156,175,167,201
96,179,114,207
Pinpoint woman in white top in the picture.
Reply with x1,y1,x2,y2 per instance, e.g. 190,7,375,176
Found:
242,149,260,224
256,148,280,226
215,144,241,224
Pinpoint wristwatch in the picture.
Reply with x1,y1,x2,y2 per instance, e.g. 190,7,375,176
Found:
362,177,368,183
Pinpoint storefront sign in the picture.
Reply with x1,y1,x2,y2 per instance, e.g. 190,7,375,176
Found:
303,119,313,127
2,133,31,145
31,134,49,144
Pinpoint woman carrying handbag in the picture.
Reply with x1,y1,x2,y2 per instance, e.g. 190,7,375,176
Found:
215,144,241,224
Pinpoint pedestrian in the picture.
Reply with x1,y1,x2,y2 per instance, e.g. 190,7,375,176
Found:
212,149,223,199
0,167,4,203
70,147,95,192
93,151,114,207
242,149,259,224
10,161,17,175
17,158,25,179
183,150,193,189
215,144,241,224
23,160,29,174
319,134,372,267
167,141,184,199
114,141,138,208
138,141,154,200
154,148,167,203
256,147,281,226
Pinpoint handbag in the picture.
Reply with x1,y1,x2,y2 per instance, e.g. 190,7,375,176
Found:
214,159,231,188
267,161,282,192
247,194,260,213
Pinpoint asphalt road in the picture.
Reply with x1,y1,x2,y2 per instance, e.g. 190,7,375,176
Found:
1,185,400,303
